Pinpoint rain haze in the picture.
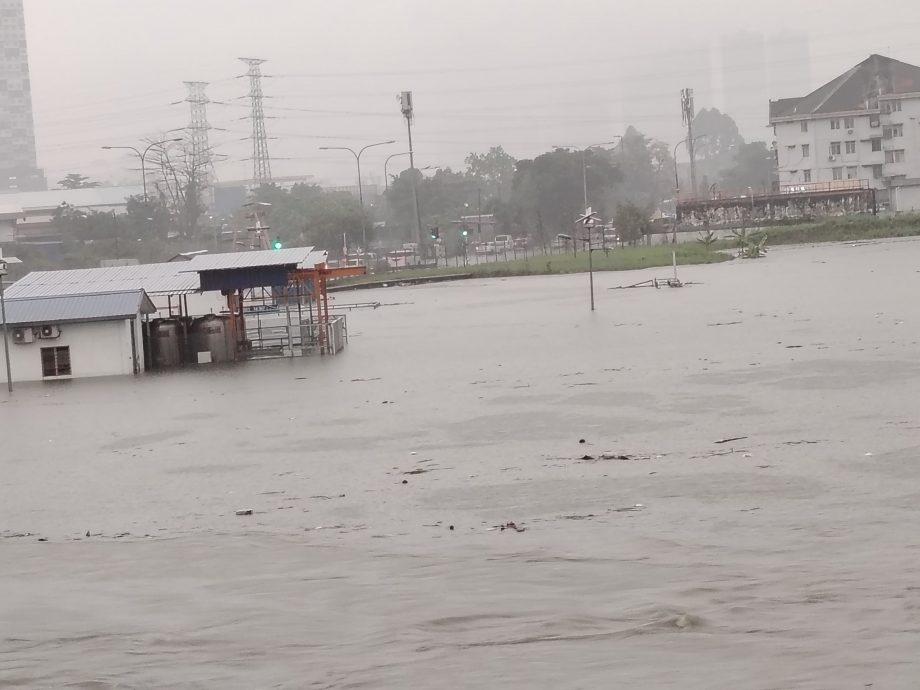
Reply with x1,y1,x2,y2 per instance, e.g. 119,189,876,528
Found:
25,0,920,185
5,1,920,688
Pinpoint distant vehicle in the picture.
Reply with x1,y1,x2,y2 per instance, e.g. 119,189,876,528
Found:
474,242,496,255
494,234,513,250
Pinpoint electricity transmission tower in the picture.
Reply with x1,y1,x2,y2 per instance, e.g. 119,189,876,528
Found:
184,81,214,204
239,57,272,186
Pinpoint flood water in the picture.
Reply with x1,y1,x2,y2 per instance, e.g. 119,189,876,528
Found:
3,239,920,689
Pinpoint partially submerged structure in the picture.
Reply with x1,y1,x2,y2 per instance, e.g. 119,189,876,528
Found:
1,247,363,384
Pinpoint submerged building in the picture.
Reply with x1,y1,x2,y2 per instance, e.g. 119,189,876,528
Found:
1,247,363,385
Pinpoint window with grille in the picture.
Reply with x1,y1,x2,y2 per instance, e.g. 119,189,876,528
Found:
40,346,71,377
845,141,856,154
844,116,855,129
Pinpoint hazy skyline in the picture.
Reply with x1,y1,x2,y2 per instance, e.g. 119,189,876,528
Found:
21,0,920,189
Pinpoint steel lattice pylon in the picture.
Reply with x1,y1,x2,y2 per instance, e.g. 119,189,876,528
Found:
239,57,272,185
183,81,213,201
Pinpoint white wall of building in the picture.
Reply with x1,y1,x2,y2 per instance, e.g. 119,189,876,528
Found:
773,94,920,192
0,318,142,384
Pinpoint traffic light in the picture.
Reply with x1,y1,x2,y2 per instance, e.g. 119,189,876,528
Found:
429,227,440,240
461,228,469,237
272,238,283,250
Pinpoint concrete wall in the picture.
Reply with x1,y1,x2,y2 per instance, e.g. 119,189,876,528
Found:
891,184,920,213
0,318,142,384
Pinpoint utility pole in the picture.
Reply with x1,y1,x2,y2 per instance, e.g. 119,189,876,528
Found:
398,91,424,250
184,80,214,207
681,88,697,197
240,58,272,187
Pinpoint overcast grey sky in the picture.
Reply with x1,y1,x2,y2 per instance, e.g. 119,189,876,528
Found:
23,0,920,188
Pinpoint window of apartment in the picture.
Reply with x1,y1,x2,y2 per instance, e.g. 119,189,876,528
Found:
40,346,71,378
801,144,810,157
845,141,857,154
800,121,808,133
843,116,855,129
883,124,903,139
885,149,906,164
883,100,903,113
832,167,843,181
830,118,841,130
871,137,883,152
847,166,859,179
869,114,881,128
803,169,812,183
830,142,842,155
872,164,884,179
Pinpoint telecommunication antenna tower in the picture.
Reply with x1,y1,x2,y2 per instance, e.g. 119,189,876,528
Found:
681,88,697,196
397,90,423,246
239,57,272,186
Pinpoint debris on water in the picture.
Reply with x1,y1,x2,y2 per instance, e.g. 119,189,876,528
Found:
449,525,455,531
410,451,417,456
351,377,382,382
715,436,748,444
783,440,821,445
785,345,803,349
37,537,48,542
235,509,253,516
742,453,752,458
85,530,90,537
600,453,633,461
310,494,346,500
401,479,409,484
404,468,430,475
613,504,646,513
580,454,595,460
562,514,596,520
865,452,873,457
499,521,525,533
578,439,586,444
707,321,742,327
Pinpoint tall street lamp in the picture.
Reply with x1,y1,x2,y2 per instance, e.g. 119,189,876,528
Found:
673,134,710,200
102,137,183,203
320,140,395,251
384,151,411,191
553,138,622,210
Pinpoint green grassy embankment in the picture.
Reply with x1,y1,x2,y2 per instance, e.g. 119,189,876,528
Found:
756,213,920,246
335,243,731,287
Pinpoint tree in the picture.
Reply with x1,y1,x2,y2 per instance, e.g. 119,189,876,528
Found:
508,148,620,242
609,126,673,206
614,202,652,245
690,108,745,195
146,139,210,239
57,173,100,190
720,141,777,194
465,146,516,202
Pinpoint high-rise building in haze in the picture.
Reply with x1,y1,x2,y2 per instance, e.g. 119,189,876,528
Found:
721,31,769,140
0,0,45,192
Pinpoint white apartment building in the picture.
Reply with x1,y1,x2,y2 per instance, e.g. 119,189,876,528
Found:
769,54,920,212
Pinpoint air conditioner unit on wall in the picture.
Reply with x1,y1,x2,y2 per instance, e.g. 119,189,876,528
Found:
847,129,854,134
38,324,60,339
828,155,837,162
12,327,34,344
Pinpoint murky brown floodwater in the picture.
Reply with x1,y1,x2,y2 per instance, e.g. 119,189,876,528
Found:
3,239,920,689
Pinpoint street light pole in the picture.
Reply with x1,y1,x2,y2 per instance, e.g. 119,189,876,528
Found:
384,151,411,190
320,140,395,251
102,138,183,203
554,137,622,212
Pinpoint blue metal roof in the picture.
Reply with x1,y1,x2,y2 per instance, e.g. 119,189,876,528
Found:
0,290,155,326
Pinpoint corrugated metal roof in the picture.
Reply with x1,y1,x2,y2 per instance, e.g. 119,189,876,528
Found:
0,290,155,327
5,262,200,299
184,247,328,272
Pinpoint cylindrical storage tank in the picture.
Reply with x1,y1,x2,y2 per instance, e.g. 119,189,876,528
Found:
189,315,234,363
151,319,182,368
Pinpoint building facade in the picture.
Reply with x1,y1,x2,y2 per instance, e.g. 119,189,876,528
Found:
0,0,44,193
0,291,154,384
769,55,920,211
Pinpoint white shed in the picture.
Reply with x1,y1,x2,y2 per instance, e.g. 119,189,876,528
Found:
0,290,155,384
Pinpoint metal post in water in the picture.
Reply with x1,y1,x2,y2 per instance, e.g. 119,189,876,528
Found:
588,246,595,311
0,277,12,393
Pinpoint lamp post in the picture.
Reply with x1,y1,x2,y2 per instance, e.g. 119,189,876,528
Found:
320,140,396,251
384,151,411,191
554,138,622,210
102,138,183,203
0,252,22,393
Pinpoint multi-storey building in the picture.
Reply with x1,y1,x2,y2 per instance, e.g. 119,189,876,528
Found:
0,0,45,193
769,54,920,211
